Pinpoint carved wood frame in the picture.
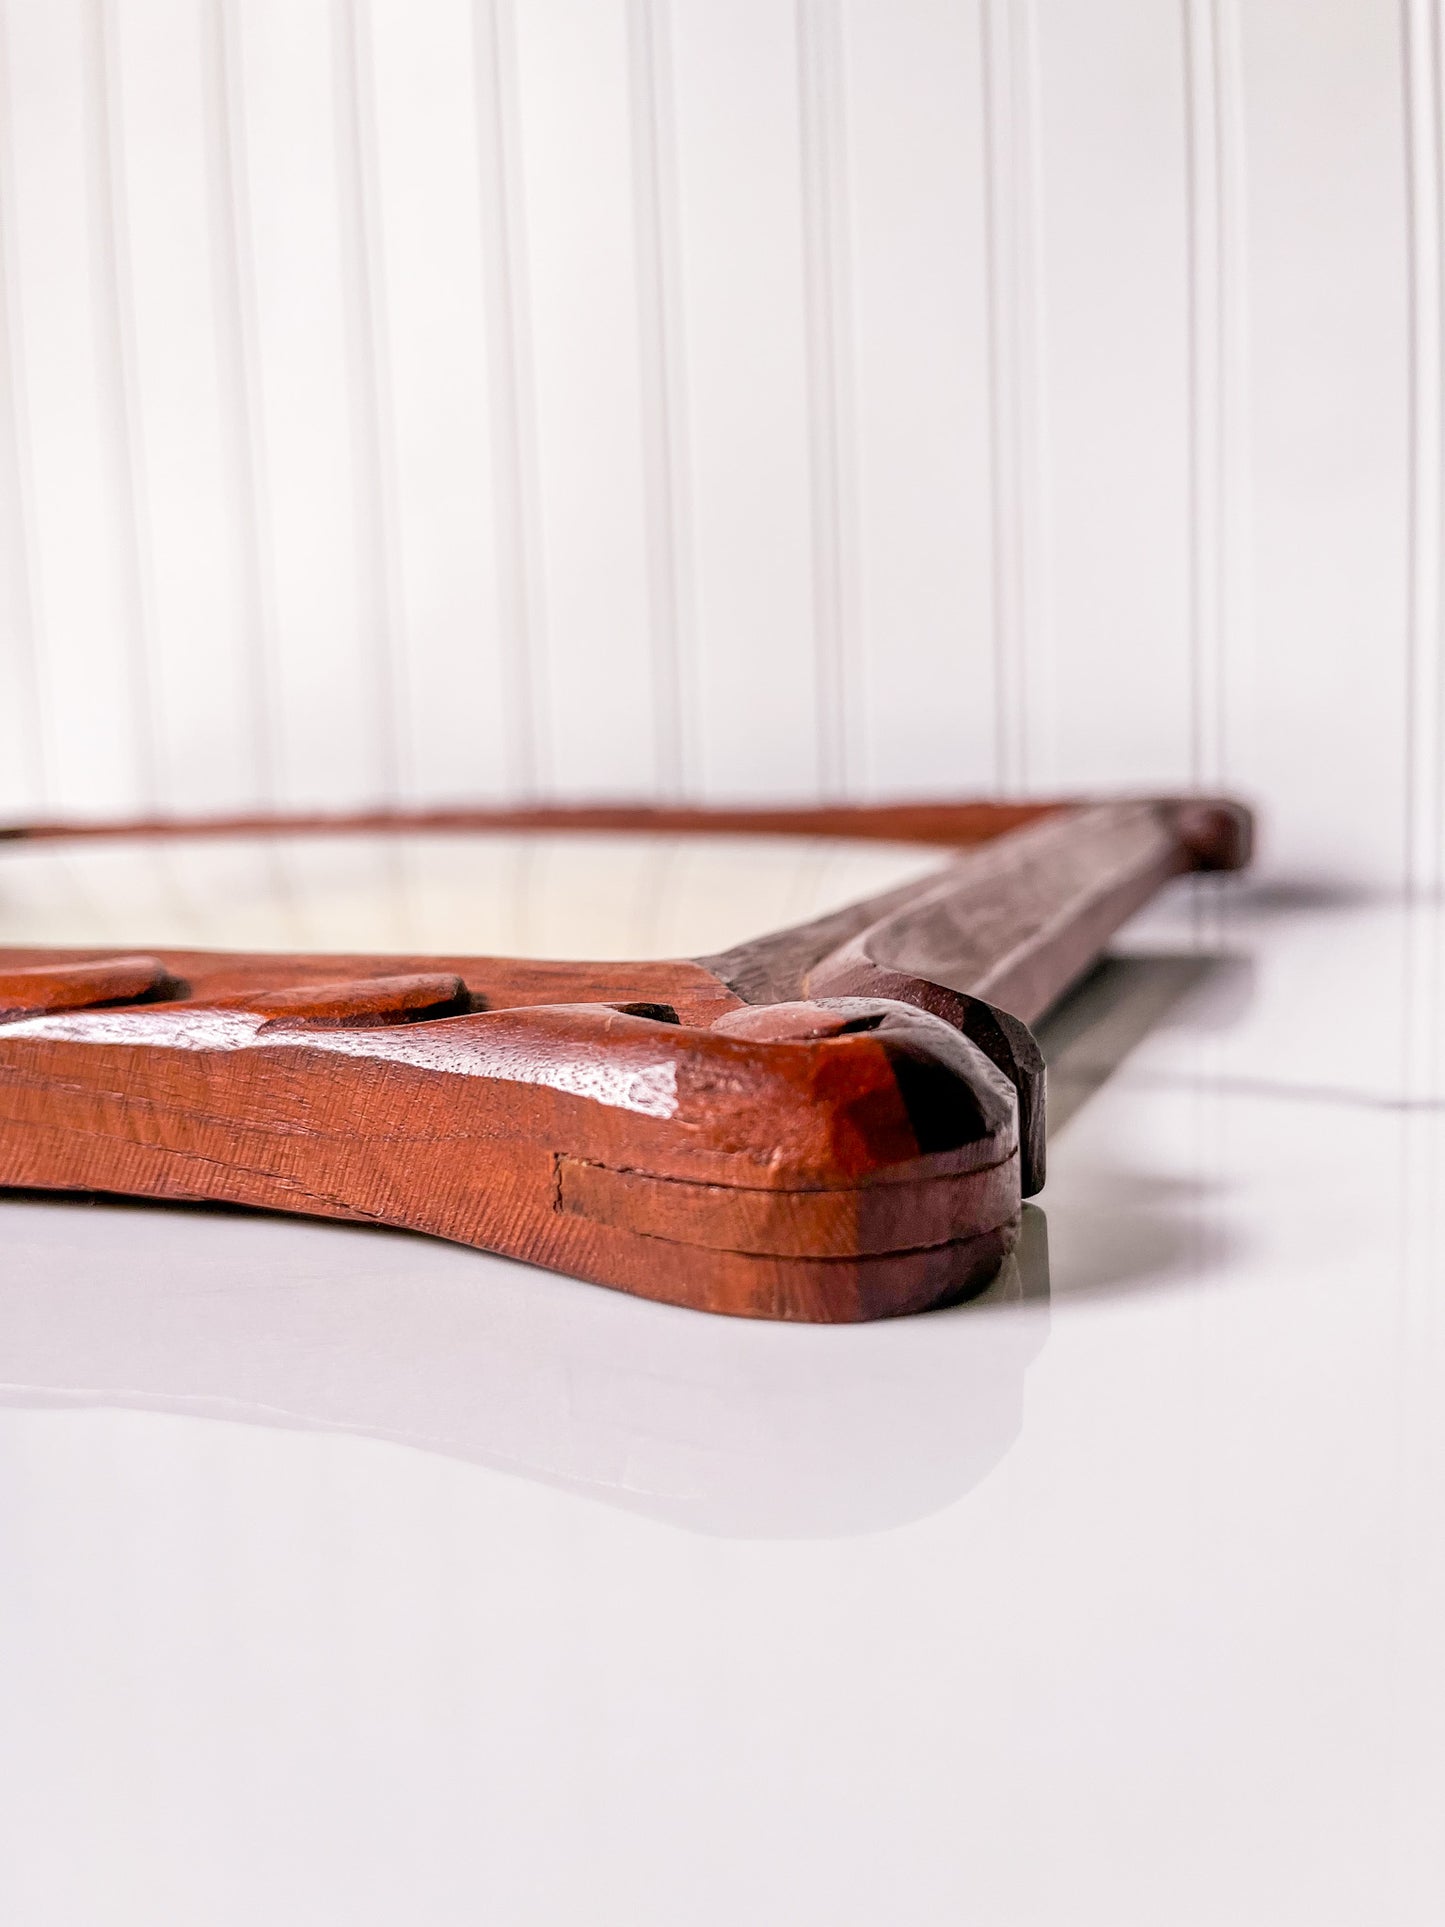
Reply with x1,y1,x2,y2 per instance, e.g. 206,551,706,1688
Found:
0,797,1249,1321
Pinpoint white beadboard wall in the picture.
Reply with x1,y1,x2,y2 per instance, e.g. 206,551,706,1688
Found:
0,0,1440,890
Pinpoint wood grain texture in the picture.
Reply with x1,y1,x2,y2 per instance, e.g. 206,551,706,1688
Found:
0,796,1250,1319
0,953,175,1016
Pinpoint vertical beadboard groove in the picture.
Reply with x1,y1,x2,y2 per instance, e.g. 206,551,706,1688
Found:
1401,0,1445,1103
1430,0,1445,914
472,0,546,799
0,1,1423,885
1015,0,1051,796
797,0,860,800
333,0,404,803
1182,0,1210,791
979,0,1009,794
1402,0,1445,904
626,0,694,799
0,0,47,811
1183,0,1220,790
202,0,279,808
981,0,1047,797
1183,0,1247,797
1401,0,1423,902
84,0,160,810
1215,0,1250,798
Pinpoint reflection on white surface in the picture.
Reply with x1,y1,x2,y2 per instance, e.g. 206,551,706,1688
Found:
0,882,1443,1926
0,1199,1049,1540
0,829,944,959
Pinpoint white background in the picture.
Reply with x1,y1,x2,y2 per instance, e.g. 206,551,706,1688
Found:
0,0,1440,891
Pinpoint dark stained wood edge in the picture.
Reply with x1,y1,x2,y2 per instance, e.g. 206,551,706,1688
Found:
702,798,1251,1199
699,798,1250,1004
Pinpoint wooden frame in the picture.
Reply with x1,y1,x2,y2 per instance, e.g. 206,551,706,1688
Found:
0,796,1248,1321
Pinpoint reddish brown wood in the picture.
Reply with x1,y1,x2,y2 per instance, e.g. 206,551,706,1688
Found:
0,796,1251,1320
0,946,738,1025
213,973,472,1028
1,798,1066,849
0,954,176,1016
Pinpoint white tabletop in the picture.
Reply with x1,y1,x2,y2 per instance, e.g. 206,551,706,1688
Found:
1,862,1442,1926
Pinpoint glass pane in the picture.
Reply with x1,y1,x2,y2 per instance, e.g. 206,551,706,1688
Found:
0,830,947,960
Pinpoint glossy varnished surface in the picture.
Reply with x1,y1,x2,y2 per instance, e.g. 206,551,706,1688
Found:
0,881,1440,1922
0,804,1242,1317
0,824,995,1321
